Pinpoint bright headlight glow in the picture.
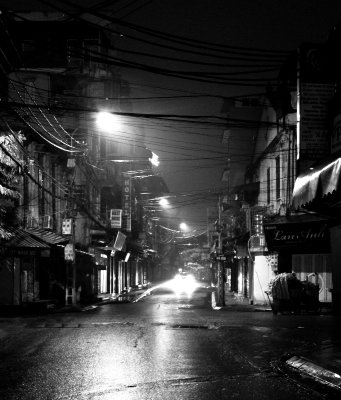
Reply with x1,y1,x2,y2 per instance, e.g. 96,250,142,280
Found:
165,274,198,296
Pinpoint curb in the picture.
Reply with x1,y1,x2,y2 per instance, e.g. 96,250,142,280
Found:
284,355,341,392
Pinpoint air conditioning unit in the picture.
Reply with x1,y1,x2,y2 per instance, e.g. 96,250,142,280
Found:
26,217,38,229
110,209,122,229
43,215,53,229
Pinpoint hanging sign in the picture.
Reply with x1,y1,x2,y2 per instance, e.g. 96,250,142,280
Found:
64,243,75,261
122,173,131,231
62,219,73,235
113,231,126,251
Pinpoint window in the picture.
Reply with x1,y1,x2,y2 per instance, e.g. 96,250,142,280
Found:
267,167,271,204
276,156,280,199
67,39,80,65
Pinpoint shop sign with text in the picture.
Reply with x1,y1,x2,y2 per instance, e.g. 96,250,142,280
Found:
264,222,329,253
122,173,131,232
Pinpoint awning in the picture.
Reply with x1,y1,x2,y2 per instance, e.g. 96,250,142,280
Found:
292,156,341,209
0,227,50,257
25,227,69,245
4,228,50,249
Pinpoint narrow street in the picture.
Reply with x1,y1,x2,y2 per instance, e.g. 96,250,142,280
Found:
1,290,340,399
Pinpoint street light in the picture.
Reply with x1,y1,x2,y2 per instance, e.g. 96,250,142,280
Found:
159,198,169,208
179,222,189,232
96,111,122,132
149,152,160,167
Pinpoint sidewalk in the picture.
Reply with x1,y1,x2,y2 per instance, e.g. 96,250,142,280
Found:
276,347,341,398
222,290,271,312
218,290,341,396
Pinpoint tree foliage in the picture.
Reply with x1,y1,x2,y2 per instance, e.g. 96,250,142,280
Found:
0,133,23,239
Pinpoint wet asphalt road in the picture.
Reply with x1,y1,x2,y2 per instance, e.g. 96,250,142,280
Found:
0,289,340,399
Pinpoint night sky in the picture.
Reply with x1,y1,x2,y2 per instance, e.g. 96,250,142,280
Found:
3,0,341,231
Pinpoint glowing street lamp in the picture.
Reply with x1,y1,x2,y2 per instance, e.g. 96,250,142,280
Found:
159,198,169,208
179,222,189,232
149,152,160,167
96,111,122,132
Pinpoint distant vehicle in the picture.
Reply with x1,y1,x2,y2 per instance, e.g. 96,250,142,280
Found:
165,272,199,296
151,271,211,296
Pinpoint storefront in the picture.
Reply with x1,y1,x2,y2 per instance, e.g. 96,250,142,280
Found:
292,154,341,309
0,228,50,306
264,213,332,304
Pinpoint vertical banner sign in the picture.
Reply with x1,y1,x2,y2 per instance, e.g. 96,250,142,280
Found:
122,173,131,232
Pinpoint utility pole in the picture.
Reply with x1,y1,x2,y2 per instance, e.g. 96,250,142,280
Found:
216,195,225,307
64,155,77,307
64,214,77,306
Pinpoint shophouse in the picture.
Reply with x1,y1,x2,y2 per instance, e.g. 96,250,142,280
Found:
0,11,167,309
217,36,340,307
290,29,341,311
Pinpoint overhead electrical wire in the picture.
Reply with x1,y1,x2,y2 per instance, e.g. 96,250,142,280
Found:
7,77,273,114
3,120,71,197
65,47,280,87
69,47,279,77
108,44,283,69
0,7,296,227
6,105,288,164
2,121,112,230
26,1,290,87
1,82,273,132
5,99,280,130
6,75,84,152
2,105,289,169
41,0,290,56
67,45,282,82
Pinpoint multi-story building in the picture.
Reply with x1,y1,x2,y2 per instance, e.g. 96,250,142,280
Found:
0,11,167,309
220,33,341,308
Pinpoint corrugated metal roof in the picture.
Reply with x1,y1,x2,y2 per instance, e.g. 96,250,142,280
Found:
25,227,69,245
3,228,50,249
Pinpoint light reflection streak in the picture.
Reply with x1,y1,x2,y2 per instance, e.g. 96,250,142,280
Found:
134,274,200,302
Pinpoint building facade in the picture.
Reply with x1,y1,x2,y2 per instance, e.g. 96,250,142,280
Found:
0,12,167,308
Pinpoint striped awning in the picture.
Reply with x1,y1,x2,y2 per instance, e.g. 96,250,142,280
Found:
292,156,341,209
